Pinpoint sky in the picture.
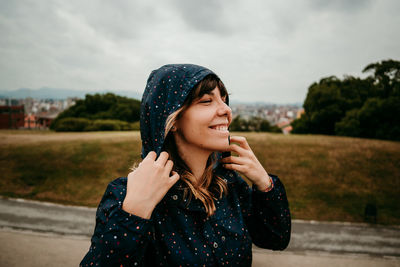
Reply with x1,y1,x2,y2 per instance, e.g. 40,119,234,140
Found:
0,0,399,104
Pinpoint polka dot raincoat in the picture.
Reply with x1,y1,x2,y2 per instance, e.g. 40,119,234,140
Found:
80,64,291,266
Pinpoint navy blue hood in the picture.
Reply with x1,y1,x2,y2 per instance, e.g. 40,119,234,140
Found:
140,64,229,159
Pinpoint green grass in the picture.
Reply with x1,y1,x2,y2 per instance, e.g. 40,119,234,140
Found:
0,130,142,206
1,129,399,225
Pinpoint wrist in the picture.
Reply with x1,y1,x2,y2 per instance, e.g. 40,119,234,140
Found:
255,174,274,192
122,197,155,219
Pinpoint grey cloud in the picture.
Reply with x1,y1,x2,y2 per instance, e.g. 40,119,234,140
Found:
0,1,67,48
0,0,134,90
58,0,156,40
266,0,371,40
0,1,100,63
308,0,372,13
172,0,233,35
1,0,399,103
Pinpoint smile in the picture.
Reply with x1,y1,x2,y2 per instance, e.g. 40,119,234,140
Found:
209,125,229,132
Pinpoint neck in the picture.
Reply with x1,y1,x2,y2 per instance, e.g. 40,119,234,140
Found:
174,139,212,182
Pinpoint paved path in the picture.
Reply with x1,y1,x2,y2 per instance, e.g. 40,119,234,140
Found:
1,197,400,266
1,229,399,267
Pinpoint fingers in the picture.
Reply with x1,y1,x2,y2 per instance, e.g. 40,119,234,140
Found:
164,159,174,174
221,155,247,172
145,151,157,161
229,143,248,156
144,151,171,166
155,151,169,165
220,155,246,165
169,171,180,183
223,163,246,172
229,136,251,150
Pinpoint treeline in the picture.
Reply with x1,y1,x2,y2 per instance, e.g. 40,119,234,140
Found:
229,115,281,132
50,91,283,132
292,59,400,141
50,93,141,131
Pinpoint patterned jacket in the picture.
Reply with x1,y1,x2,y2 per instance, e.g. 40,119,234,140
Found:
80,64,291,266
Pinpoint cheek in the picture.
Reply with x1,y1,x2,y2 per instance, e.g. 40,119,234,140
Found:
180,119,209,143
178,108,216,138
185,111,210,128
179,120,200,141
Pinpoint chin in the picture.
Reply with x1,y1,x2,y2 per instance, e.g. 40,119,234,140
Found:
204,141,230,152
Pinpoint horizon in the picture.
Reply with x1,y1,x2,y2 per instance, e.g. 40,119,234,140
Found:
0,87,304,106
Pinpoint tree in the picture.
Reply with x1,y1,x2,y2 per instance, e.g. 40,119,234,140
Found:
363,59,400,98
292,59,400,141
291,114,311,134
229,115,249,131
334,109,361,137
50,93,141,130
229,115,280,132
301,76,345,135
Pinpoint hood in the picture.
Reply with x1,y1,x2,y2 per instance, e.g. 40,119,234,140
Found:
140,64,229,159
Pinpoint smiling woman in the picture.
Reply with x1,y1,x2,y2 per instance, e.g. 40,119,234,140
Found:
162,75,232,216
80,64,291,267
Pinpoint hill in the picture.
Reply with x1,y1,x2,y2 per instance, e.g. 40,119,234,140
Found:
0,130,399,225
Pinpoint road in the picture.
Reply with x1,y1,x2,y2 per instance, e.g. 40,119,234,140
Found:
0,197,399,266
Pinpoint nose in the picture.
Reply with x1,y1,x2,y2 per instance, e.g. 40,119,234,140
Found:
217,100,232,121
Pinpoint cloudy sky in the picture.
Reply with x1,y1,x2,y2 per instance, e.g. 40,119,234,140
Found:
1,0,399,104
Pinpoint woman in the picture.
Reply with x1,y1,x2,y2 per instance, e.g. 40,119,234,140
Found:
80,64,291,266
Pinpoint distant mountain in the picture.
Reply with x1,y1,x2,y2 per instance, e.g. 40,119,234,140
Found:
0,87,143,101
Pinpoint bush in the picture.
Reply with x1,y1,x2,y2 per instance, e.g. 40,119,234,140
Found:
50,92,141,130
53,118,91,132
291,115,311,134
229,115,281,132
334,96,400,141
335,109,361,137
130,121,140,131
85,120,122,131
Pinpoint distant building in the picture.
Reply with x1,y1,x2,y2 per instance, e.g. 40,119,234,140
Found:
0,105,25,129
22,112,58,129
282,125,293,134
276,118,291,128
297,108,305,119
24,114,38,129
36,112,59,129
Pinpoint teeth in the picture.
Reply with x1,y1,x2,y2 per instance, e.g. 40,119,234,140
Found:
212,126,228,131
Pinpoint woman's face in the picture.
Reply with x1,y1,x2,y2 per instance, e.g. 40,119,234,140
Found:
174,86,232,154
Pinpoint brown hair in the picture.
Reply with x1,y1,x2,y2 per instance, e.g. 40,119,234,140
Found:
163,74,229,217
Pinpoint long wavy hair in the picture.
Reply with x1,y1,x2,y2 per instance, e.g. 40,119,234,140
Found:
163,74,229,217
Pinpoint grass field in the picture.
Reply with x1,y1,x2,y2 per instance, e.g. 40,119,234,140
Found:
1,129,399,225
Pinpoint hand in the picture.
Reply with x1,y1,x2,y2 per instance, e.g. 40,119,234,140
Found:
122,151,180,219
220,136,271,191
